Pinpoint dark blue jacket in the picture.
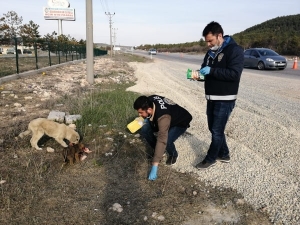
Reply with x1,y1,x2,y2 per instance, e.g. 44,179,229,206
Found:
201,36,244,101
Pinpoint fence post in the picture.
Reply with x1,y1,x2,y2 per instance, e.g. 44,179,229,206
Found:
14,37,19,74
48,40,52,66
79,45,82,59
65,43,68,62
71,44,74,61
58,42,61,64
76,45,79,60
34,40,38,69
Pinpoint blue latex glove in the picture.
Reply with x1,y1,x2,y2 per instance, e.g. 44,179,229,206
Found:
200,66,211,75
148,165,158,181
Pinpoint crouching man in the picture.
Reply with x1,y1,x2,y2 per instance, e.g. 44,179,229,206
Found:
133,95,192,181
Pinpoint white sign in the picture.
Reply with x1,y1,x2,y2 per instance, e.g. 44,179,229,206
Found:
48,0,70,8
43,7,75,21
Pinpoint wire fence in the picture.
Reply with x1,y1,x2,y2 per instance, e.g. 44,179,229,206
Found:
0,37,107,78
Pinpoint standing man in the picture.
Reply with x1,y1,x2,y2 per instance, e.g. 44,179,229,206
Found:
195,21,244,169
133,95,192,180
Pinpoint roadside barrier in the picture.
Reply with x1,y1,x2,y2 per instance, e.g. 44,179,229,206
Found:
292,57,298,69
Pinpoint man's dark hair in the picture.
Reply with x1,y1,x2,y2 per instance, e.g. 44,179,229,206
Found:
133,96,153,110
202,21,224,37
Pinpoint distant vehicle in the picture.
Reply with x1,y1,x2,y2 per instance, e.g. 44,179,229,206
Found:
23,49,32,54
148,48,157,55
6,48,15,54
244,48,287,70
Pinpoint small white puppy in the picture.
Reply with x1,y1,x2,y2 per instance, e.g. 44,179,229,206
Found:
19,118,80,150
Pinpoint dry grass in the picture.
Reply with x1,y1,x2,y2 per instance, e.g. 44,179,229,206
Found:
0,54,82,77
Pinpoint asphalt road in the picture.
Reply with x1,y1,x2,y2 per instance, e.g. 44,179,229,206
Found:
130,49,300,80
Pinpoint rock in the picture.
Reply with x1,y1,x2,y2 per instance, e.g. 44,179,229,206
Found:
111,203,123,213
157,215,165,221
46,147,55,153
47,111,65,122
65,115,82,124
14,103,22,107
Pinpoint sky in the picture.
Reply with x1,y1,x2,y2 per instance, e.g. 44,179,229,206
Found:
1,0,299,47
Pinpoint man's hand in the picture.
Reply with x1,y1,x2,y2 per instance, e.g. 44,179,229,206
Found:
148,165,158,180
200,66,211,75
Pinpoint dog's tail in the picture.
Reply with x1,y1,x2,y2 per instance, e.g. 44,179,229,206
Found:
18,130,31,139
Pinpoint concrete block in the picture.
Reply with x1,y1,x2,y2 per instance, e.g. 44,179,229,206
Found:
65,115,82,124
47,111,66,122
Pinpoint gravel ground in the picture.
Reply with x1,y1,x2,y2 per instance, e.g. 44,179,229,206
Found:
127,59,300,225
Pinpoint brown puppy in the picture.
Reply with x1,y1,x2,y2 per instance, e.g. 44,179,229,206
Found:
63,143,92,165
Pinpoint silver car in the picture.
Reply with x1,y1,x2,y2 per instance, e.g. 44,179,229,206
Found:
244,48,287,70
148,48,157,55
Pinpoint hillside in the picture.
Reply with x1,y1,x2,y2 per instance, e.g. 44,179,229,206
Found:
233,14,300,55
139,14,300,56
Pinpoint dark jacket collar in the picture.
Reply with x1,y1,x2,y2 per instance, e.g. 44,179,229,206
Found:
208,35,232,59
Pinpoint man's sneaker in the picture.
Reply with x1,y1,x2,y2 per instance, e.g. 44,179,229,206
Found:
216,155,230,163
166,156,178,165
195,159,216,169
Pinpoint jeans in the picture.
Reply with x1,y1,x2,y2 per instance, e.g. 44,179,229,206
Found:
205,100,235,162
140,118,187,157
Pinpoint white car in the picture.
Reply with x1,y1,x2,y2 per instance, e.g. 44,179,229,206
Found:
148,49,157,55
6,48,15,54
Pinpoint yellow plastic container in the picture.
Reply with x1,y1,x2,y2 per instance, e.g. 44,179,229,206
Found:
127,117,144,133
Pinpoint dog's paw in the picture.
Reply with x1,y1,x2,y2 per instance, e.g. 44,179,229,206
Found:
61,143,68,148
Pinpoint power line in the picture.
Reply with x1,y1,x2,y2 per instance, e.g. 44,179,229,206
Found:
104,0,110,12
99,0,107,13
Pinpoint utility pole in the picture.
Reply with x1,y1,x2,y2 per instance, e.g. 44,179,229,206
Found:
105,12,115,57
86,0,94,84
113,27,118,55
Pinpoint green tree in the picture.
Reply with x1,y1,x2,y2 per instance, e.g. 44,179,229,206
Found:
20,20,40,39
0,11,23,38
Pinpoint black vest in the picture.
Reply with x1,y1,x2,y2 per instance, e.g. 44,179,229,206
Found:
148,95,192,131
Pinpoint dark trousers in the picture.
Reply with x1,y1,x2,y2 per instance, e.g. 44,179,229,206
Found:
140,118,187,157
205,100,235,162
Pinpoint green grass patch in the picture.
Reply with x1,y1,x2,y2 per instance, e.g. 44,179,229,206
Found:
61,82,139,139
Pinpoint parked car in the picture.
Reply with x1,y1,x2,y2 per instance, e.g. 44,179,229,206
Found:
6,48,15,54
244,48,287,70
23,49,32,54
148,48,157,55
